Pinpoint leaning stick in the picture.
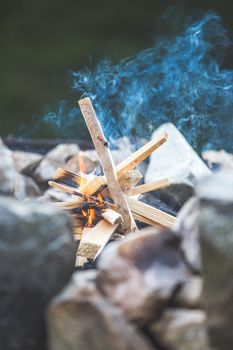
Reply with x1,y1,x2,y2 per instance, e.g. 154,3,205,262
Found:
78,97,136,233
128,178,170,196
132,212,164,229
54,167,90,186
115,132,168,179
127,196,176,228
48,181,114,209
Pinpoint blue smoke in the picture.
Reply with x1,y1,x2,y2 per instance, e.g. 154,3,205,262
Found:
44,12,233,152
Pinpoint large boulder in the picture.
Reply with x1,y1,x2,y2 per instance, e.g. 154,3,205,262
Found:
97,229,189,325
47,271,154,350
150,308,209,350
197,171,233,350
0,197,75,350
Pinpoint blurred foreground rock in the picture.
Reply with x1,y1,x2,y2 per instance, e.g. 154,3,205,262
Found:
48,271,154,350
150,308,209,350
197,171,233,350
97,229,189,325
174,197,201,272
0,197,75,350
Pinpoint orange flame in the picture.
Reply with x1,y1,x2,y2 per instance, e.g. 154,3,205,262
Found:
97,193,103,206
78,151,86,187
87,208,96,227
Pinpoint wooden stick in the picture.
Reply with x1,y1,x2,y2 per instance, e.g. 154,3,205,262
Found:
77,219,118,259
127,196,176,228
54,167,90,186
101,209,123,225
48,181,112,208
78,97,136,233
128,178,170,196
132,212,164,229
115,132,168,179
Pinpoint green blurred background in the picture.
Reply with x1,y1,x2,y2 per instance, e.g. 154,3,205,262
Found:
1,0,233,139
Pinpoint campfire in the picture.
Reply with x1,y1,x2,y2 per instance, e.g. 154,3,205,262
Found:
48,97,176,266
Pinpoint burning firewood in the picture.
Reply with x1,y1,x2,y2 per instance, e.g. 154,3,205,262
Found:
48,97,174,266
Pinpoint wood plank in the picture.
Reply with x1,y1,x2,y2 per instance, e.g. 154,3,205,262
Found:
78,97,136,233
128,178,169,196
115,133,168,179
77,219,118,259
127,196,176,228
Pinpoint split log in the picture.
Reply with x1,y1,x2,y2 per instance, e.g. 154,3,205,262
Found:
54,167,90,186
132,212,164,229
115,132,168,179
75,227,91,267
48,181,114,209
75,255,88,267
77,219,118,260
127,197,176,228
101,209,123,225
78,97,136,233
128,178,169,196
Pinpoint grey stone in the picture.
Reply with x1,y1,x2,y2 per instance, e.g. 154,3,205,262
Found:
97,229,189,325
12,150,43,174
34,143,79,182
42,188,72,202
47,271,154,350
14,173,41,200
140,183,194,216
0,139,16,195
150,308,209,350
196,171,233,350
0,197,76,350
173,197,201,272
65,151,97,174
145,123,211,186
202,149,233,171
173,276,203,309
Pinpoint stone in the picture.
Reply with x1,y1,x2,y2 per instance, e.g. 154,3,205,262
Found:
47,271,154,350
12,150,43,174
0,197,76,350
202,149,233,171
173,197,201,272
140,183,194,216
145,123,211,186
33,143,79,182
0,139,16,195
150,308,209,350
65,150,97,174
14,173,41,200
196,171,233,350
42,188,72,202
173,276,203,309
97,229,189,325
